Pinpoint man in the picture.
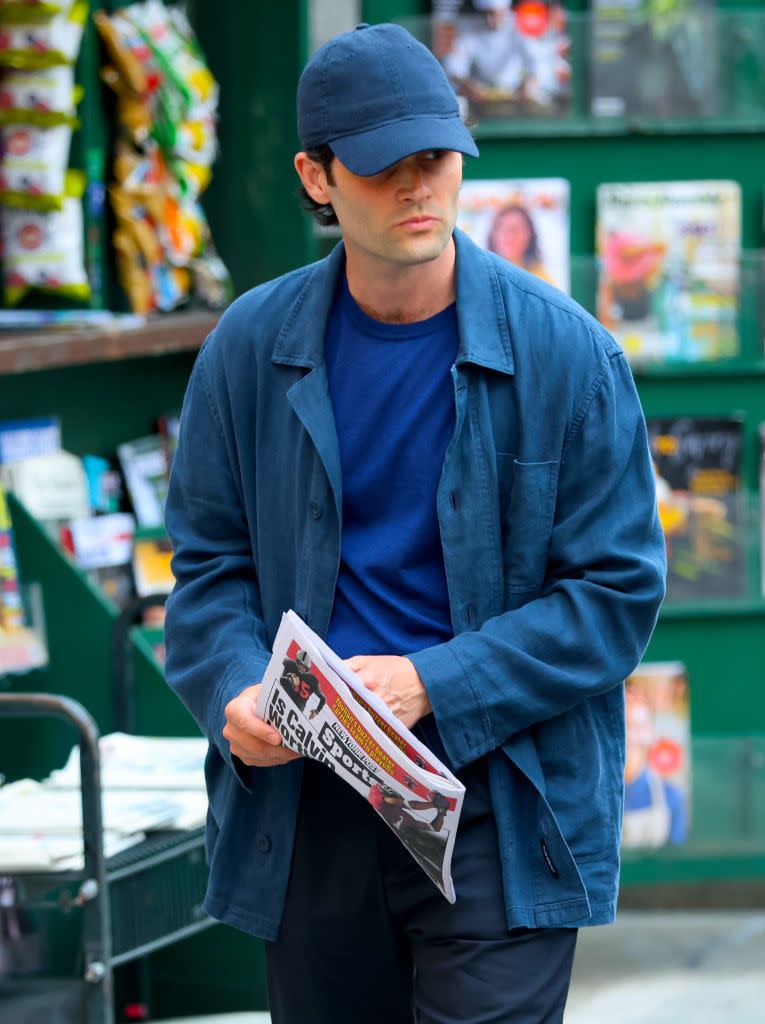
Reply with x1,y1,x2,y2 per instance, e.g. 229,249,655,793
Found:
164,21,666,1024
279,649,325,720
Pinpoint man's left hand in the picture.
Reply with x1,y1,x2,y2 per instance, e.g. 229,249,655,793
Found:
344,655,431,729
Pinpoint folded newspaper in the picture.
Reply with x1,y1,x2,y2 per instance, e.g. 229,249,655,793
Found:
256,611,465,902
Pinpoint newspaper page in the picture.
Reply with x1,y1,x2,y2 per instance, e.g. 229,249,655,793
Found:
255,611,465,902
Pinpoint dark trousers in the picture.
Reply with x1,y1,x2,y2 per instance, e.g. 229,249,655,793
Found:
266,753,578,1024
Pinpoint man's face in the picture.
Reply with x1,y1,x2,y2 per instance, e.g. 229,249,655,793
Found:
323,149,463,270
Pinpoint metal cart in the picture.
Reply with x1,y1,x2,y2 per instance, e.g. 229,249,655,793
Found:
0,691,214,1023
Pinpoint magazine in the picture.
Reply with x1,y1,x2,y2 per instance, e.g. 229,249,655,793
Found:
457,177,569,292
428,1,571,120
591,0,717,120
256,611,465,902
623,661,691,850
596,180,740,364
0,415,61,466
117,434,171,528
0,483,23,634
132,531,175,597
647,416,745,601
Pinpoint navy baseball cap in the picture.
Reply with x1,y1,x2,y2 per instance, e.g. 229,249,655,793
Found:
297,22,479,176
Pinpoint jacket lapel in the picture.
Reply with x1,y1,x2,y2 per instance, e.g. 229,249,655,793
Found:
273,243,346,521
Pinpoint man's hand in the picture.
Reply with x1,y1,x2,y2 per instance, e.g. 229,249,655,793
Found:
343,656,431,729
222,684,300,767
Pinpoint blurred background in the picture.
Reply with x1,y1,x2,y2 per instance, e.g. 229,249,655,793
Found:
0,1,763,1021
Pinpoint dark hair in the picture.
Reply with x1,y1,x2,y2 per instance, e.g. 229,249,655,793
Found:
488,203,541,266
297,145,338,227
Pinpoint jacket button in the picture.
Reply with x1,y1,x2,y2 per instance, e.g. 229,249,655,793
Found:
255,833,271,853
449,490,458,511
309,500,323,519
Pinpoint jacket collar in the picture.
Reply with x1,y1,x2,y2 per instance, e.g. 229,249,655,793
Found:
272,228,515,376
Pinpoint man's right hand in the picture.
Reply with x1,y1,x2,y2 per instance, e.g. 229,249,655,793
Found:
222,684,300,767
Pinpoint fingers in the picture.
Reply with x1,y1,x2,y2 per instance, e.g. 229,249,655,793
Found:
344,655,369,673
223,684,299,767
224,685,282,745
223,720,300,767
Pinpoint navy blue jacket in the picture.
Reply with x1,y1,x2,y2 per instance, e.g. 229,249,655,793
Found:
164,230,666,939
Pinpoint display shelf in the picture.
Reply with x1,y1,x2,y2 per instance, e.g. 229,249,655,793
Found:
398,7,765,139
622,734,765,886
633,360,765,381
567,249,765,370
0,311,218,376
660,598,765,621
471,114,765,141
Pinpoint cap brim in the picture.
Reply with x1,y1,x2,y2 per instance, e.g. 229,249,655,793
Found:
328,116,479,176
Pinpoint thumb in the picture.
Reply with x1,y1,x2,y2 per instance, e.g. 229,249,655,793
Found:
344,655,369,673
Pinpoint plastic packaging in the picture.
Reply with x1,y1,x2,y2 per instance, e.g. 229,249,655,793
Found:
2,189,90,304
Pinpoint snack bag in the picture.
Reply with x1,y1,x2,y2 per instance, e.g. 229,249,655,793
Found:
2,189,90,304
0,1,86,68
0,2,74,25
93,7,158,96
0,63,80,125
0,121,71,208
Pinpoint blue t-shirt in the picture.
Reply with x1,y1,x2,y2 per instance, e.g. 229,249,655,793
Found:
324,275,458,666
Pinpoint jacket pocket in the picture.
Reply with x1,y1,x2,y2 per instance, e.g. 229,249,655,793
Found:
534,698,621,864
502,458,559,593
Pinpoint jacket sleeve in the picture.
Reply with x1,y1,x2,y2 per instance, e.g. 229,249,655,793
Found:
408,348,667,772
163,340,271,787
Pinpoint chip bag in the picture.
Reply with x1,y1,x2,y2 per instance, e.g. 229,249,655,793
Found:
0,1,75,25
0,1,86,69
0,63,81,126
0,121,71,209
2,182,90,304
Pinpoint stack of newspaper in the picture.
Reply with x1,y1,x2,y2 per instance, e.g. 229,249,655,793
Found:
256,611,466,902
0,734,208,872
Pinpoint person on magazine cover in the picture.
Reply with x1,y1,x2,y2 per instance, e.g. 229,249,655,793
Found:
487,201,553,283
407,788,451,833
623,687,688,847
163,21,666,1024
279,650,326,720
367,782,438,834
438,0,570,117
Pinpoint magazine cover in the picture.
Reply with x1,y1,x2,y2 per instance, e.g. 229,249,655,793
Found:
647,416,745,601
132,532,175,598
256,611,465,901
0,484,46,673
427,1,571,120
117,434,170,528
596,180,740,363
623,661,691,850
0,483,23,633
591,0,717,119
0,415,61,466
457,177,569,291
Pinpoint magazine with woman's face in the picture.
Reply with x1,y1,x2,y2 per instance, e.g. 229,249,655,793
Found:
457,177,570,294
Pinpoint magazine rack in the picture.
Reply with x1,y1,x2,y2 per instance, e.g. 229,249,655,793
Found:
0,692,212,1024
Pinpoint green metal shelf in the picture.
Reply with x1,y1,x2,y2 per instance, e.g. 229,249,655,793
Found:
472,116,765,141
660,598,765,621
633,360,765,381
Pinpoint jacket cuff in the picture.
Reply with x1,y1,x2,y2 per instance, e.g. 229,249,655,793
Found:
407,641,494,772
212,652,272,792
